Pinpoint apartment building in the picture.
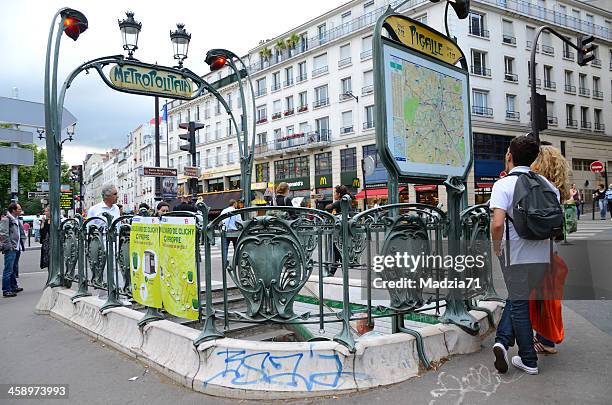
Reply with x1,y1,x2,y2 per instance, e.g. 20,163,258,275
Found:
167,0,612,209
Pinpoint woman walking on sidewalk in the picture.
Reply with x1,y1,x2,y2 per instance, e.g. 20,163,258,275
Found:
570,184,581,220
40,207,51,276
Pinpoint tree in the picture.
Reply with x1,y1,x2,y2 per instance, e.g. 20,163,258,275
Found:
0,145,71,213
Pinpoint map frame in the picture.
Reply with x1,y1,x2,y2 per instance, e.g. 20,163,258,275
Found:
380,38,473,181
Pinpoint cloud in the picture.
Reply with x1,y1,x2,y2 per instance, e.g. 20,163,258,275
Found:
61,144,109,166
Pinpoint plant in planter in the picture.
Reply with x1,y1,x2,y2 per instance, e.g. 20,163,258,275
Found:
275,39,287,51
285,33,300,54
259,47,272,61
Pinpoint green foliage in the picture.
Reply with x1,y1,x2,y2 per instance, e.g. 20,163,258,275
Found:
259,47,272,60
0,145,71,213
286,33,300,48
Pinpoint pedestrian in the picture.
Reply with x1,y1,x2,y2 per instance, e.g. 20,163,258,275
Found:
23,221,30,245
530,144,571,354
592,184,607,220
324,185,354,276
174,194,197,212
569,184,581,220
87,184,120,225
40,206,51,271
606,184,612,220
490,135,561,376
33,214,42,242
0,203,26,297
156,201,170,217
219,199,240,269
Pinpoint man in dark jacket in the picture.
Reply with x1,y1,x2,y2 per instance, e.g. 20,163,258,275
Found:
174,195,197,212
0,203,26,297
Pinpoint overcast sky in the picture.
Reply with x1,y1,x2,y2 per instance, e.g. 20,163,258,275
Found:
0,0,348,164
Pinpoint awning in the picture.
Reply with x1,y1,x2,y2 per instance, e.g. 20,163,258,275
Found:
414,185,438,192
355,187,405,199
476,182,494,189
200,191,242,211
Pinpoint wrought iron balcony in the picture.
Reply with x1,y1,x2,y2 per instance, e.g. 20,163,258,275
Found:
581,121,592,129
502,35,516,45
284,78,294,87
543,80,556,90
541,44,554,55
360,49,373,60
563,50,574,60
564,84,576,93
340,125,354,134
506,111,520,120
363,121,375,130
593,90,603,99
526,41,539,51
528,78,541,87
271,83,281,92
255,117,268,125
362,85,374,95
255,88,267,98
312,66,328,77
592,59,601,67
579,87,590,96
594,123,605,131
297,105,308,113
283,109,295,117
566,119,577,128
472,106,493,117
256,130,332,158
469,26,489,38
313,98,329,109
271,112,282,120
547,116,558,125
296,73,307,83
504,72,518,82
471,65,491,77
338,57,352,67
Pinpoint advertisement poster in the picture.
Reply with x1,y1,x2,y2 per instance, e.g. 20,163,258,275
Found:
130,216,162,308
159,216,199,320
161,176,178,199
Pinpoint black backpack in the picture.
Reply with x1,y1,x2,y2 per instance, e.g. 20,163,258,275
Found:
506,171,563,240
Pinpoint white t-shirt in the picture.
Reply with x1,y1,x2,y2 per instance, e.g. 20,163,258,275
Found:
489,166,560,265
220,206,240,231
87,202,120,228
33,217,41,231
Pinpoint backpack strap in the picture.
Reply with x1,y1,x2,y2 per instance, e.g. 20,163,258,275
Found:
505,216,511,267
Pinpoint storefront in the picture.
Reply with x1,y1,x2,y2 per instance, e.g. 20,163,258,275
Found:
314,174,333,209
414,185,439,206
207,177,224,192
354,186,409,209
473,133,512,203
228,175,241,190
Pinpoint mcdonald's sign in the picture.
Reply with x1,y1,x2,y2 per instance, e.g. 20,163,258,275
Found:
315,175,331,188
352,177,361,188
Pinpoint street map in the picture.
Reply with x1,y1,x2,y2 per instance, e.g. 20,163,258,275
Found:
389,55,466,169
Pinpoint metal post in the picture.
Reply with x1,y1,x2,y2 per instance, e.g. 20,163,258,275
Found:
154,96,161,200
361,158,369,210
100,213,122,312
72,214,91,300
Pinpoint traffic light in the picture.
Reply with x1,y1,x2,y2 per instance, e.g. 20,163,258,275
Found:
533,93,548,132
178,122,201,157
577,35,596,66
60,9,88,41
205,49,231,71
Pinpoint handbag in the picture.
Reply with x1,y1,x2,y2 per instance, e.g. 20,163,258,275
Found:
529,253,569,344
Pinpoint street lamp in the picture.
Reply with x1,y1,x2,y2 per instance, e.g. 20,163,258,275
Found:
170,23,191,68
118,11,142,59
342,91,358,102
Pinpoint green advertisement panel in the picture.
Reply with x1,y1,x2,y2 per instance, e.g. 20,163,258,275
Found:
159,216,199,320
130,216,162,308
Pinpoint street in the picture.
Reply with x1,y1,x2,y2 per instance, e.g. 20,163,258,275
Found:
1,219,612,404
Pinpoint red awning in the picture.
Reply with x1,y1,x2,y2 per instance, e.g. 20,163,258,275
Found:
476,182,494,189
355,187,405,199
414,185,437,192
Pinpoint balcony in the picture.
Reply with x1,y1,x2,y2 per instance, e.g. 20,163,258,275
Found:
547,116,558,125
579,87,590,96
504,72,518,82
312,66,328,77
256,117,268,125
581,121,592,129
271,83,281,92
363,121,375,130
564,84,576,94
506,111,520,120
283,109,295,117
528,78,541,87
563,50,574,60
297,105,308,113
340,125,354,134
566,119,577,128
469,26,489,38
526,41,539,51
296,73,307,83
360,49,373,60
472,106,493,117
272,112,282,120
255,88,267,98
339,57,352,67
594,123,605,132
257,130,332,158
313,98,329,109
541,44,554,55
593,90,603,99
592,59,601,68
543,80,556,90
362,85,374,95
471,65,491,77
502,35,516,45
284,78,294,87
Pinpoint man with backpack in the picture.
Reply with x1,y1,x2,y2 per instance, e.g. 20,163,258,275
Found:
489,135,562,375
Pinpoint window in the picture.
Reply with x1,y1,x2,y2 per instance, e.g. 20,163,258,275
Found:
256,105,267,123
227,144,234,164
472,90,492,116
274,156,309,180
186,108,191,122
571,159,597,172
284,66,293,86
315,152,332,175
471,50,489,76
298,91,308,111
341,11,352,31
506,94,518,120
341,77,352,97
363,70,374,94
256,132,267,145
227,93,232,110
546,101,556,124
414,14,427,25
297,61,307,82
204,125,211,142
341,110,353,134
255,163,270,182
564,71,574,92
541,31,554,54
314,85,329,108
340,148,357,172
256,78,266,97
227,119,233,136
593,77,602,98
205,101,211,119
469,12,487,37
339,44,351,66
526,26,536,49
315,117,330,138
272,72,281,92
579,74,589,95
363,145,384,169
215,100,221,115
566,104,576,127
317,23,327,44
286,125,294,136
273,100,282,113
208,177,223,192
502,20,515,44
298,122,309,133
580,107,590,128
361,35,373,59
285,96,294,113
504,56,517,81
594,109,603,131
273,128,282,141
543,66,554,89
563,38,573,59
196,106,200,121
364,105,375,128
364,0,374,14
313,53,328,76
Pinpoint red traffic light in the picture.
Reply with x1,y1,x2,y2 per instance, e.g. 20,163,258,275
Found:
60,9,88,41
210,56,227,71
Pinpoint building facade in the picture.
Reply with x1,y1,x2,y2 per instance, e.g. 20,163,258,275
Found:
165,0,611,209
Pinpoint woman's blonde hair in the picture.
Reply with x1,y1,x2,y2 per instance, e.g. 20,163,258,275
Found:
531,145,571,201
276,182,289,195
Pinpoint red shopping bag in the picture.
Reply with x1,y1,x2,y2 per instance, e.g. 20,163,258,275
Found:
529,254,569,344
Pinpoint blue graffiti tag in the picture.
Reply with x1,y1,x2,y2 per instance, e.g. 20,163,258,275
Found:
203,347,370,391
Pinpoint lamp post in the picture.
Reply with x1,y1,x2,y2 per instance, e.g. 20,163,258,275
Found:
205,49,257,207
118,11,141,59
44,7,88,287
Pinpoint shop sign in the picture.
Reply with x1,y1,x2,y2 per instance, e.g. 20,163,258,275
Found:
315,174,332,188
283,177,310,190
340,171,358,187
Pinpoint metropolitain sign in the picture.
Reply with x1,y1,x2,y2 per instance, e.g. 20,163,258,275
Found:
109,64,194,98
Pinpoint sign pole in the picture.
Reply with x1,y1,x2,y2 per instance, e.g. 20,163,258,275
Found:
155,96,161,200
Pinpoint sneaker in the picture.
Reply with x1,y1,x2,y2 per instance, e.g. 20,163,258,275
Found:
14,287,23,293
493,343,509,373
511,355,538,375
3,292,17,297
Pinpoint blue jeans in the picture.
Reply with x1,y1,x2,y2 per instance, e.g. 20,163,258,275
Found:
599,199,607,219
495,260,547,368
222,237,237,269
2,250,20,293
